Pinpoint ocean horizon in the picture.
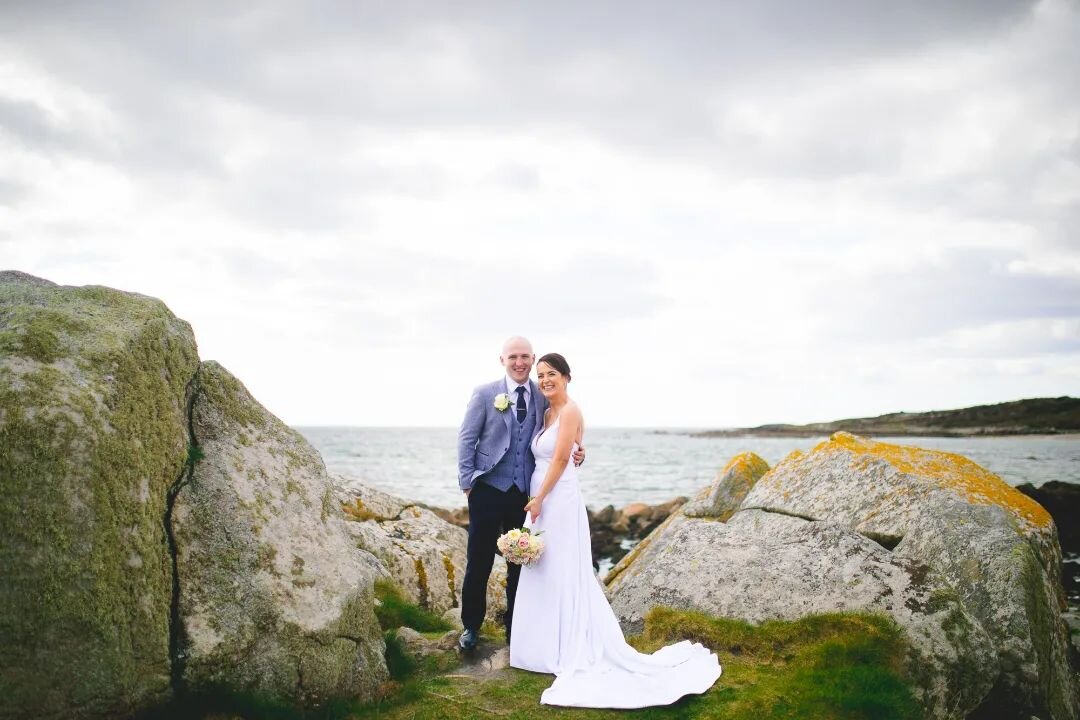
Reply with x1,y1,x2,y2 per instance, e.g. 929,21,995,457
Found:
296,426,1080,511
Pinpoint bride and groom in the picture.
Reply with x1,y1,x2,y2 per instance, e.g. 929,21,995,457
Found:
456,336,721,708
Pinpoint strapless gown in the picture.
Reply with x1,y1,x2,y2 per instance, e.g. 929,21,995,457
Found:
509,418,722,708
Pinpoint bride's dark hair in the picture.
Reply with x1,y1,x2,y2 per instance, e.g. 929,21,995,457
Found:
537,352,571,381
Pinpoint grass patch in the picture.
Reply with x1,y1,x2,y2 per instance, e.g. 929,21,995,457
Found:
344,607,922,720
148,606,921,719
142,686,311,720
373,580,453,633
383,629,418,681
635,607,920,720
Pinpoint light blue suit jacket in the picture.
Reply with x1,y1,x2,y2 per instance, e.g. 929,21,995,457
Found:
457,378,548,492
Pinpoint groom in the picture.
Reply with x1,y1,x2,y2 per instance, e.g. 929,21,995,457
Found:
456,336,582,651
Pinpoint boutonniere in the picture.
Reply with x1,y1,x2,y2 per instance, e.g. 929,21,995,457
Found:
493,393,512,411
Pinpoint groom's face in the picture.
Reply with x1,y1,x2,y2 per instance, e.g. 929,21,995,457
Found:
501,340,534,385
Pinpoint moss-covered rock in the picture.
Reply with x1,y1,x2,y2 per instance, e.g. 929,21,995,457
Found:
336,480,508,625
606,508,996,718
173,361,387,706
742,432,1078,719
0,271,199,719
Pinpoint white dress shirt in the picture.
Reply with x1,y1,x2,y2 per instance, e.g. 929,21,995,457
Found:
505,376,530,413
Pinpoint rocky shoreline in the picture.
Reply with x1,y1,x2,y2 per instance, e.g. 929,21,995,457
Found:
422,497,688,569
2,270,1077,720
689,396,1080,438
426,482,1080,614
1017,482,1080,607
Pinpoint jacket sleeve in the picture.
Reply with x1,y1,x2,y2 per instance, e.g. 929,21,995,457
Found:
457,387,486,491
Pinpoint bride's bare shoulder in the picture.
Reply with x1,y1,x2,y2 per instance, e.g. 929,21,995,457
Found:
563,401,584,423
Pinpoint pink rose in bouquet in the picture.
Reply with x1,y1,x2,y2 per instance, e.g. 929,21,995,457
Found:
496,527,545,566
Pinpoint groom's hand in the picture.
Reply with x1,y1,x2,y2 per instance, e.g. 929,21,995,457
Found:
573,444,586,467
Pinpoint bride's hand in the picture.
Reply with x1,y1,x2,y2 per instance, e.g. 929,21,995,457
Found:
524,495,543,523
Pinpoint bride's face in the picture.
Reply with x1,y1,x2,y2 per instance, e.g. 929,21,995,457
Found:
536,362,567,397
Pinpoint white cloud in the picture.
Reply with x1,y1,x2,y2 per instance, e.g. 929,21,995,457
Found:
1,0,1078,427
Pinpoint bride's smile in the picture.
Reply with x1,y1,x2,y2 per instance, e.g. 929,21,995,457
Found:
536,362,568,399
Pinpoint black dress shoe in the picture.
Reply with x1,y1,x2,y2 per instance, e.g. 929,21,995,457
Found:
459,628,479,652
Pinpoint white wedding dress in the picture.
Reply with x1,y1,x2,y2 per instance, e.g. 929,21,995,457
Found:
509,417,722,708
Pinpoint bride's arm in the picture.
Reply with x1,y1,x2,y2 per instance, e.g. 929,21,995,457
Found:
525,404,582,521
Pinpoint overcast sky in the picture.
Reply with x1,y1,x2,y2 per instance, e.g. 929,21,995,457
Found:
2,0,1078,427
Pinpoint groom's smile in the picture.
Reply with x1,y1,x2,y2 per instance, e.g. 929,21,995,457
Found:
501,336,535,384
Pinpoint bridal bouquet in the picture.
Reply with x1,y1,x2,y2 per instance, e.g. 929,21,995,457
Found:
496,527,544,566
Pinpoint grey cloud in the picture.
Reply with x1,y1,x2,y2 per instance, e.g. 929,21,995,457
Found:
0,98,60,148
1,0,1074,258
810,248,1080,346
1,1,1043,135
0,178,29,208
1,0,1069,199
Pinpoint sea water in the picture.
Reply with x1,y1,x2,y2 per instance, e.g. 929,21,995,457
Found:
296,427,1079,510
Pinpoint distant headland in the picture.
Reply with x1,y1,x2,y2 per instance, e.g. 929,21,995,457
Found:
691,396,1080,438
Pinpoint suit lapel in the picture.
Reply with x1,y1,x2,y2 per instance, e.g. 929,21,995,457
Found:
499,378,512,432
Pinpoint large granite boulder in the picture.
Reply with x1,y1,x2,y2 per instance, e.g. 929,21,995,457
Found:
0,271,199,719
607,452,997,718
337,479,508,624
608,435,1078,720
173,362,387,705
743,432,1076,720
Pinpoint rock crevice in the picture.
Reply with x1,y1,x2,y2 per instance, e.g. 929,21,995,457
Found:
164,366,201,699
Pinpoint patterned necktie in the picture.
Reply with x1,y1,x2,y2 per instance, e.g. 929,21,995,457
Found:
515,386,527,424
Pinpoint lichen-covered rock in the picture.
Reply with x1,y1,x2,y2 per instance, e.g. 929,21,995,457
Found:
682,451,770,519
337,479,508,624
743,432,1077,720
603,454,765,588
0,271,199,719
173,362,387,706
394,627,460,659
606,509,997,718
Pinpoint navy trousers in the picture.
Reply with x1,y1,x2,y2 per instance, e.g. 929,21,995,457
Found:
460,481,527,633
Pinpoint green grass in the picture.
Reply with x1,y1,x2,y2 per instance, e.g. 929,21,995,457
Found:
154,592,922,720
373,580,453,633
382,629,417,681
342,607,922,720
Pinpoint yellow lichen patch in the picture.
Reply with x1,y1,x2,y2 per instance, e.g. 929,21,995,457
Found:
414,556,429,608
341,498,379,522
760,449,805,484
826,432,1052,531
721,451,771,482
442,553,457,607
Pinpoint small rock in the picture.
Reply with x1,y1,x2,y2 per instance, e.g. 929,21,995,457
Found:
395,627,457,659
442,606,464,630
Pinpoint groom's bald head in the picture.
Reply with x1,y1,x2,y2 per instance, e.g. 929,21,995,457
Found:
501,335,533,356
500,336,535,384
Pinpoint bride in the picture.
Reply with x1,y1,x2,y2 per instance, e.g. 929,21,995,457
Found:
509,353,722,708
